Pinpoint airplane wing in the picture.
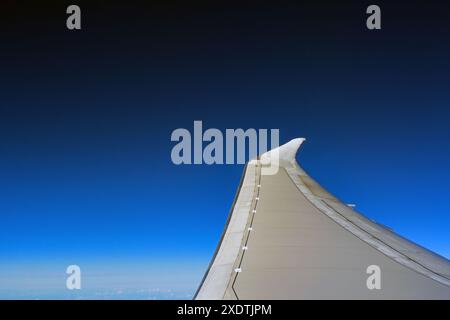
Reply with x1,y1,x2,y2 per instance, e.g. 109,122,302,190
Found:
195,138,450,299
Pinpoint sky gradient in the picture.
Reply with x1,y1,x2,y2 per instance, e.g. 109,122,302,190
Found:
1,0,450,299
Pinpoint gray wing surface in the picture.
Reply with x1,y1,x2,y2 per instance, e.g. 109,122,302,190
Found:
195,139,450,299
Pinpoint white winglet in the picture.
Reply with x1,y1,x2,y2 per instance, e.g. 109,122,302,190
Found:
260,138,306,167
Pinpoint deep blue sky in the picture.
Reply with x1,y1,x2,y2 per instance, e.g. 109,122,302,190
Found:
1,1,449,299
